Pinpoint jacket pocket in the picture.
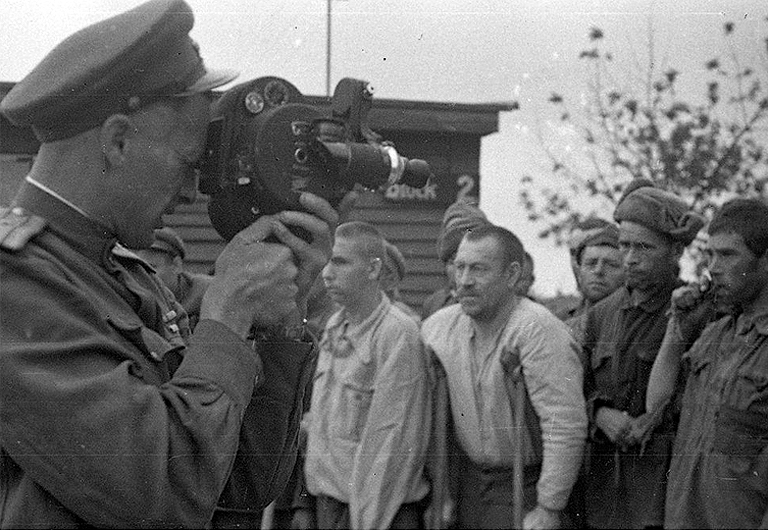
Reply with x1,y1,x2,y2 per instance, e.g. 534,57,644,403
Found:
333,382,374,442
713,404,768,466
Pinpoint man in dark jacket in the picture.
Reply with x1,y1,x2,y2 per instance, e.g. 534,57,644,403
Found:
580,181,705,529
0,0,343,527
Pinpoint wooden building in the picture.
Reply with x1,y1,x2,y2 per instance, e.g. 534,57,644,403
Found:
0,81,513,311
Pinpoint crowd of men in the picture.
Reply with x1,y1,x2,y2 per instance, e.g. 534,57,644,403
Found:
1,0,767,529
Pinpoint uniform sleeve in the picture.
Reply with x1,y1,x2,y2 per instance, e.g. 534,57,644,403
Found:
520,319,588,511
349,322,431,529
215,337,316,516
0,251,276,528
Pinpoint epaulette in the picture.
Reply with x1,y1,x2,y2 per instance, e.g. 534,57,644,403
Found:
0,206,47,251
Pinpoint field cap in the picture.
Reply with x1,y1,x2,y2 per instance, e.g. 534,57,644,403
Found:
382,240,407,283
574,223,620,264
437,199,489,263
0,0,238,142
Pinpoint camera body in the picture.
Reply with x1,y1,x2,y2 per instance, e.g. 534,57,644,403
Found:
197,77,432,241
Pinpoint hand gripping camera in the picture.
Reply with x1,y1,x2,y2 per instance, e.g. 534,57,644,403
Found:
197,77,433,241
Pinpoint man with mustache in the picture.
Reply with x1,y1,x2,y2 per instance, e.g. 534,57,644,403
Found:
421,224,587,529
580,181,705,529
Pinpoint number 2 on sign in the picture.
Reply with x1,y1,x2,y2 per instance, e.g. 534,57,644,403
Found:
456,174,476,202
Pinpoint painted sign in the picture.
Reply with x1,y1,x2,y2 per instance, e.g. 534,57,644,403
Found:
384,172,479,206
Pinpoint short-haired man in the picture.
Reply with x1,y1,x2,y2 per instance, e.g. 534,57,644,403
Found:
305,221,431,529
580,182,705,529
136,227,212,330
661,198,768,528
0,1,342,527
421,224,587,529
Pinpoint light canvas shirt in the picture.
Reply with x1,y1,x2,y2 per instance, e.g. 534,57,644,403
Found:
305,295,431,529
421,297,587,510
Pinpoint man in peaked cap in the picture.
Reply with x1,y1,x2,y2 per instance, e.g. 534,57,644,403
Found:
578,180,705,529
0,0,346,528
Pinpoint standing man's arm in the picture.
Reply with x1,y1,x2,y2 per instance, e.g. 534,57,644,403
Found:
521,325,588,528
349,325,431,529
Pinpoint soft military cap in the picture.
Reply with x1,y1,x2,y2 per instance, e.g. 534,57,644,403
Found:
150,227,186,259
382,240,407,283
437,199,489,263
0,0,238,142
574,223,620,264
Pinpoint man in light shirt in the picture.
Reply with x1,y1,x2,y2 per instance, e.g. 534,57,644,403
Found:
422,224,587,529
305,221,431,529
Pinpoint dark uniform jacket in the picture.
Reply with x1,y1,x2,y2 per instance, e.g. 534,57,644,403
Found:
581,281,681,529
0,183,314,528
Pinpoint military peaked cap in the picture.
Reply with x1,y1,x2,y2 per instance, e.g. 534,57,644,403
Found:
0,0,238,142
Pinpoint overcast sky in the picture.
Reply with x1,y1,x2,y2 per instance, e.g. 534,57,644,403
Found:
2,0,766,295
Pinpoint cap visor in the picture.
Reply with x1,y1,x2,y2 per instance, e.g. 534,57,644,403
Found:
175,67,239,96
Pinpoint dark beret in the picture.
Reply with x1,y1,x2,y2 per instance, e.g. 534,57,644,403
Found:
1,0,238,142
614,181,706,245
437,199,489,262
574,223,620,264
150,227,186,259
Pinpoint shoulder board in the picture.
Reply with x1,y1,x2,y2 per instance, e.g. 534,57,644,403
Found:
0,206,47,251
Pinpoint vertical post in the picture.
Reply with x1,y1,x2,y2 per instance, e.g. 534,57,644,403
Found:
326,0,332,97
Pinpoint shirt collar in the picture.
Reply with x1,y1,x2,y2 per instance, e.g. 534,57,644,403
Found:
735,307,768,336
619,279,681,313
13,179,117,265
324,295,391,362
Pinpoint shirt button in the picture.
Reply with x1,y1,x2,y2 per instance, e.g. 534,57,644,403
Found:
168,324,180,333
164,310,177,322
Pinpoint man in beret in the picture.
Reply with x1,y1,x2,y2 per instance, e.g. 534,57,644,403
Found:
579,181,705,529
135,227,213,330
0,0,345,528
421,198,489,319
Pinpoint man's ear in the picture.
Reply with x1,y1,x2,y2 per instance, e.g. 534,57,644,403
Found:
506,261,522,290
369,257,383,281
99,114,134,169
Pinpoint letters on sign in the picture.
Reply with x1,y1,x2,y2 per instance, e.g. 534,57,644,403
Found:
384,173,478,206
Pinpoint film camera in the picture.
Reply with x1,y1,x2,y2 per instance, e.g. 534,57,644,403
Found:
197,77,433,241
